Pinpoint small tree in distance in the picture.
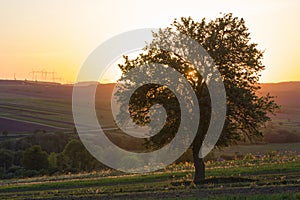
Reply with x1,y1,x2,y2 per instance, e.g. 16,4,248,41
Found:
63,139,104,172
21,145,49,171
0,149,14,175
117,13,279,183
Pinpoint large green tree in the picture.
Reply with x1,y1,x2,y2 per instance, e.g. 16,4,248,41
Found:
117,13,278,183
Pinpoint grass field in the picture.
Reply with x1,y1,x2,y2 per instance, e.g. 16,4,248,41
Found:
0,151,299,199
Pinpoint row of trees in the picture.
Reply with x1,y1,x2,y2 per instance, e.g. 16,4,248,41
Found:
0,139,106,179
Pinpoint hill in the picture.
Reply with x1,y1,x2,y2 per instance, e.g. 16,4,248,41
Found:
260,81,300,108
0,80,299,144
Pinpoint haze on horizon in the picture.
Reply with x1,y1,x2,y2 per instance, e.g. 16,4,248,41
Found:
0,0,299,84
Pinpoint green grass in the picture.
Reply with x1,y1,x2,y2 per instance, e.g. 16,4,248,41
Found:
0,160,299,199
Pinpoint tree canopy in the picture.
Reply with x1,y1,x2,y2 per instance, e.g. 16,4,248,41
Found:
63,139,103,172
21,145,49,171
117,13,278,183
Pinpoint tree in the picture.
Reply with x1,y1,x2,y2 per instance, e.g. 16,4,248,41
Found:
21,145,49,170
63,139,104,172
0,149,14,175
117,13,278,183
48,152,58,169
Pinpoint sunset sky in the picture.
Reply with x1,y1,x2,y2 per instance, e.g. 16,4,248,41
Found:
0,0,299,83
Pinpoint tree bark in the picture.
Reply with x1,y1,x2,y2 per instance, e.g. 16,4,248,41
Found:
192,82,210,184
193,147,205,184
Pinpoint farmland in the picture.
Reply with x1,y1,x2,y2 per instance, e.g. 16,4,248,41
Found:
0,151,299,199
0,80,299,199
1,80,300,142
0,80,116,137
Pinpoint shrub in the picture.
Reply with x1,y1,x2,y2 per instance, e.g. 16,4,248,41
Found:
23,169,39,177
21,145,49,170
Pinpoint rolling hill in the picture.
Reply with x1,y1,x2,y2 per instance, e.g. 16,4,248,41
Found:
0,80,299,142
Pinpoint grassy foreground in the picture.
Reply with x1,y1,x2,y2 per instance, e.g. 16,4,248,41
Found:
0,151,299,199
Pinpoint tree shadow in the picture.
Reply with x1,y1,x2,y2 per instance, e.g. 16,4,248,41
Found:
171,177,257,187
203,177,257,184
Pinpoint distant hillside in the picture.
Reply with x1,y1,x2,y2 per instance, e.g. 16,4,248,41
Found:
258,82,300,143
260,82,300,108
1,80,299,107
0,80,299,143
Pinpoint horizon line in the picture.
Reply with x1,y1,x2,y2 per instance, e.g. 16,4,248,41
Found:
1,78,300,86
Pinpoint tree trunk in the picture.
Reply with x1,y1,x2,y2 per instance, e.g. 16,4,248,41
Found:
192,85,210,184
193,147,205,184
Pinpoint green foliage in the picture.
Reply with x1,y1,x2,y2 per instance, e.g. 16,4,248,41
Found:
33,132,72,153
117,14,279,182
48,152,58,168
0,149,14,175
0,132,71,153
118,13,279,150
62,139,105,172
23,169,39,177
0,157,299,199
55,152,68,172
13,150,24,166
21,145,49,170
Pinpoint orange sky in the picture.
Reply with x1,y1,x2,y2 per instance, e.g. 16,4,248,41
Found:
0,0,299,83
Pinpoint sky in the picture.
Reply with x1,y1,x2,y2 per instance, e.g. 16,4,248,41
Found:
0,0,299,83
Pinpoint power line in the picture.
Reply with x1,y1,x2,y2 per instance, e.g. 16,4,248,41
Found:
29,70,62,83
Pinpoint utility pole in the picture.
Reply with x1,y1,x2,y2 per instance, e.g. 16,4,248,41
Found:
30,71,37,81
43,71,50,81
40,70,44,80
30,70,61,83
50,71,56,82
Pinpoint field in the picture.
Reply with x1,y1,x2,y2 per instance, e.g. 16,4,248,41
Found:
0,80,299,199
0,80,116,137
0,151,299,199
259,82,300,143
1,80,300,139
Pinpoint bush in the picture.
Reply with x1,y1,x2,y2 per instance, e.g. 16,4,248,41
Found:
8,165,23,173
11,168,26,178
33,132,72,153
3,172,15,179
21,145,49,170
13,150,24,166
0,149,14,173
62,139,106,172
48,152,58,168
23,169,39,177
